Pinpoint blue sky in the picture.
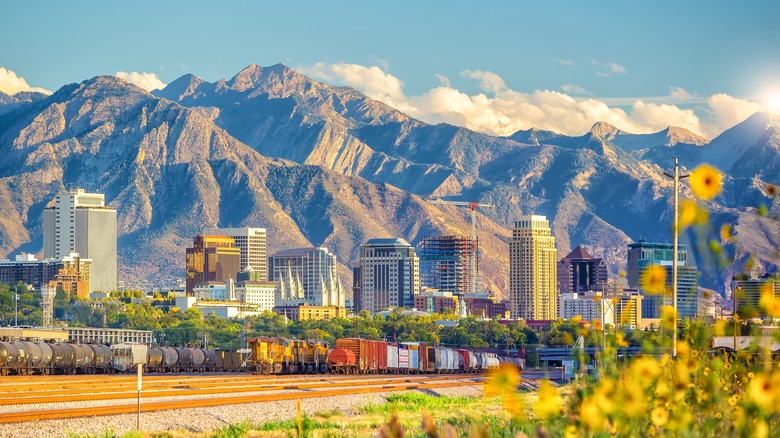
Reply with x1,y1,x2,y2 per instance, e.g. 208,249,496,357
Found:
2,1,779,138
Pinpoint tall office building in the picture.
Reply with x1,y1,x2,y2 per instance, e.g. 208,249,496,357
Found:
509,215,557,320
557,245,608,294
732,272,780,320
185,235,241,295
417,235,479,294
268,247,345,307
43,188,117,292
356,238,420,313
205,227,267,279
627,240,699,318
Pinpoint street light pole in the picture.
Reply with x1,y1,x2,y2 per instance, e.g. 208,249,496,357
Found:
14,285,18,327
733,286,739,353
663,157,689,358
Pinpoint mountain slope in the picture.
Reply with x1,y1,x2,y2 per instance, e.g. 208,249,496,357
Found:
0,75,511,294
1,65,778,297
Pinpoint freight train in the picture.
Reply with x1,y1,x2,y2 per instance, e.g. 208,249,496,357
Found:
1,336,523,376
247,336,523,374
0,340,246,375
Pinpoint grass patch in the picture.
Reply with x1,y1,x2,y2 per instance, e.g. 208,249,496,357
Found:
68,429,146,438
255,416,341,437
212,421,253,438
361,391,474,414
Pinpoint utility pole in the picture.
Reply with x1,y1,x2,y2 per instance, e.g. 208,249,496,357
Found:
14,285,18,327
663,157,689,358
733,286,739,353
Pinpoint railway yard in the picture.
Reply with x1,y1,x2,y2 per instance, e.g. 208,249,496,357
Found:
0,372,488,437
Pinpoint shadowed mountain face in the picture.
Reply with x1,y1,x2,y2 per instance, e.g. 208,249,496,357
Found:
1,65,778,297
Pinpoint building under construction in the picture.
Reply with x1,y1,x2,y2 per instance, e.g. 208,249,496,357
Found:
418,235,480,295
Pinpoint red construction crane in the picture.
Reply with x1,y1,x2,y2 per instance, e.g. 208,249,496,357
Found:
428,199,494,294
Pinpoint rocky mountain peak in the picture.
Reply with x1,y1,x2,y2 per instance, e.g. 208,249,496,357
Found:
156,73,204,101
663,126,708,146
589,121,627,139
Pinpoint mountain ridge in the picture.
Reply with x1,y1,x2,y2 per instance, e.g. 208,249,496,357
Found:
1,65,778,297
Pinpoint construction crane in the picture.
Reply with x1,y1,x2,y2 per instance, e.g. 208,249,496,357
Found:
428,199,494,295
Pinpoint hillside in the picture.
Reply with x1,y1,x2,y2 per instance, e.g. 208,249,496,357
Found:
0,65,778,297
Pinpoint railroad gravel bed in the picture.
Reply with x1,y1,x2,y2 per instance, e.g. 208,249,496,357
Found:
0,382,483,438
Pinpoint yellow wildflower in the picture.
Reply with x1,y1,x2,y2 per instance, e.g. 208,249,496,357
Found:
755,420,769,438
720,224,733,241
631,356,661,384
689,164,723,200
651,406,669,427
661,306,677,331
579,399,606,431
486,363,520,396
621,381,647,417
563,424,578,438
747,374,775,410
714,320,727,336
570,315,583,324
678,199,707,230
655,380,670,398
534,380,562,419
758,281,780,318
641,265,667,295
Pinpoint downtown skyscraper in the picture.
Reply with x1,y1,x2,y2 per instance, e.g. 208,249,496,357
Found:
43,188,117,292
509,215,557,320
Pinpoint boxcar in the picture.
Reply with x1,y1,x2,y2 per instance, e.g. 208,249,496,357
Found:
376,341,387,373
387,343,399,373
398,344,409,372
333,338,369,373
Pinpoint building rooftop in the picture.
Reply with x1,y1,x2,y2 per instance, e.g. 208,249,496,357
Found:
628,240,688,250
564,245,593,260
270,247,331,256
364,238,412,247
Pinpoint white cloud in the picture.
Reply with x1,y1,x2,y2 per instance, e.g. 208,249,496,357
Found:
669,87,693,102
297,62,415,113
0,67,51,95
299,62,766,139
555,59,575,66
702,93,763,138
561,84,591,96
114,71,166,92
596,71,610,78
605,62,627,74
433,74,451,88
461,70,507,93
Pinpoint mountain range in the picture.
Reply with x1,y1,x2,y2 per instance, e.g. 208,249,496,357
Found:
0,63,778,298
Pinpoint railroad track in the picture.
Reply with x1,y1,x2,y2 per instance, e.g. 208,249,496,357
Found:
0,376,484,424
0,375,478,405
0,373,416,393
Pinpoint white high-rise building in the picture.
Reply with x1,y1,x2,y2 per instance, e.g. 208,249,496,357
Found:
357,238,420,313
205,227,267,279
268,247,345,307
509,215,557,320
43,189,117,292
